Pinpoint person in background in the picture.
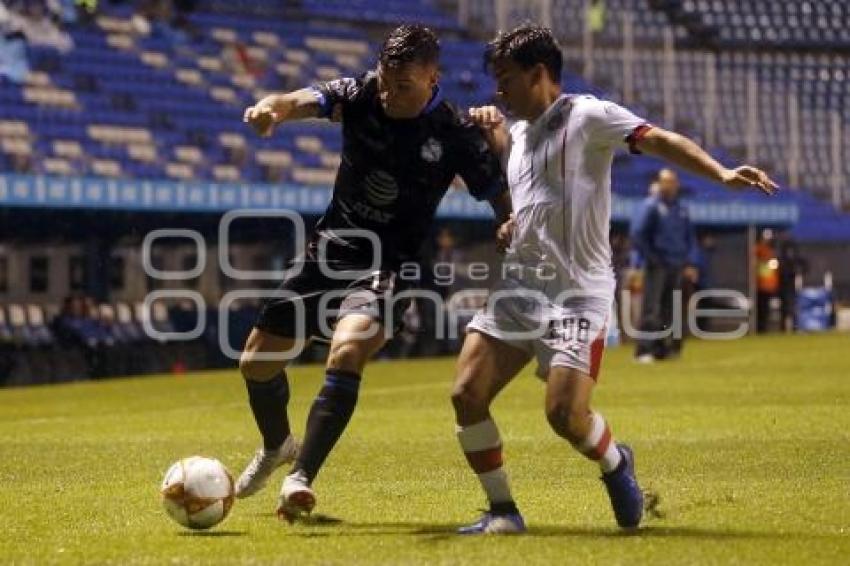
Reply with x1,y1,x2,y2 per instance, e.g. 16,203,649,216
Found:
776,230,807,332
622,181,660,341
586,0,606,33
631,168,699,362
754,229,780,333
690,232,717,333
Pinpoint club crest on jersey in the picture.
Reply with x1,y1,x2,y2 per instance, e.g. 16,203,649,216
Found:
420,137,443,163
363,169,399,206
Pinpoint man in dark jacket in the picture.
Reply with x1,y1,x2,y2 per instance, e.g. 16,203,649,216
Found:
631,168,699,361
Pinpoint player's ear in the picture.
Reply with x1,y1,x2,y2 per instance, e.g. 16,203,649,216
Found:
428,66,440,88
531,63,547,85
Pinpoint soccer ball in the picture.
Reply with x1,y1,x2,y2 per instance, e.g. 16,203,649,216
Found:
161,456,235,530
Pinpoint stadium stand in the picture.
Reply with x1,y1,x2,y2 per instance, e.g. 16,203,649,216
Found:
656,0,850,49
1,1,846,218
0,0,848,385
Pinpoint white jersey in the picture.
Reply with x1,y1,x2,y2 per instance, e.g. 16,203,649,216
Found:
503,94,648,301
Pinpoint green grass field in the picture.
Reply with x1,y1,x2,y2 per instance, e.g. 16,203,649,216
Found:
1,333,849,565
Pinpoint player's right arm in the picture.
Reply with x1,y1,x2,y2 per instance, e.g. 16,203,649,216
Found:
635,128,778,195
582,98,778,196
244,76,361,137
243,88,323,138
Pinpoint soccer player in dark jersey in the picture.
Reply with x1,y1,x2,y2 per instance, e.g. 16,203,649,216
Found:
236,24,512,522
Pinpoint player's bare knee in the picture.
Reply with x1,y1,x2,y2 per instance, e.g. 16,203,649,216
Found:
451,379,489,416
238,354,277,382
327,341,366,373
238,352,255,379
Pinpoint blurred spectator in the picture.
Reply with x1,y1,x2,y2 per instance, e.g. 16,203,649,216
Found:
1,1,73,52
75,0,97,21
54,295,112,345
754,229,779,333
53,294,112,376
689,232,716,332
692,233,716,292
54,0,78,24
137,0,197,42
138,0,172,24
0,28,29,83
134,0,199,39
422,226,465,355
0,306,13,384
434,226,464,297
586,0,606,33
776,230,807,332
630,168,699,362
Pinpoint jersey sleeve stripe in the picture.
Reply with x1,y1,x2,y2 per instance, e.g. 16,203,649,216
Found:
625,123,653,154
309,86,333,118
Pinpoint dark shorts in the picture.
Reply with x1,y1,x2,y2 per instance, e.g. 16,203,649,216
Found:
254,252,414,341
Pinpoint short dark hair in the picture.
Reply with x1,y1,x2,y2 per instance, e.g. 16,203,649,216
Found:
484,23,562,82
378,24,440,68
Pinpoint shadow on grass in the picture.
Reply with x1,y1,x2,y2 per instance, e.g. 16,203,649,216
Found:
277,520,818,543
178,530,248,537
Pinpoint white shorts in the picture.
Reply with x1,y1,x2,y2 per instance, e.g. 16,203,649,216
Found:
467,281,610,380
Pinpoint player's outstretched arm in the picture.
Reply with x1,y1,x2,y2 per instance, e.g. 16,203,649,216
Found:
468,105,509,165
635,127,779,195
243,88,324,138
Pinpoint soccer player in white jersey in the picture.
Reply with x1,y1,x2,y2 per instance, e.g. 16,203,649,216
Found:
452,24,778,534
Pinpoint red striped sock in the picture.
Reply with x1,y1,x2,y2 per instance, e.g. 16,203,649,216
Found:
457,418,513,505
574,412,622,473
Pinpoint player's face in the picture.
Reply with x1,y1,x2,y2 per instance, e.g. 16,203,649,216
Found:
377,62,439,119
492,59,537,120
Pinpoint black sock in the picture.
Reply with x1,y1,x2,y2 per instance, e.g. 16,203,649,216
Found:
490,501,520,516
245,371,291,451
293,368,361,483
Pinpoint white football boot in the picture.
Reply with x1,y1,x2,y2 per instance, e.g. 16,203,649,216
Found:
235,435,299,499
277,469,316,523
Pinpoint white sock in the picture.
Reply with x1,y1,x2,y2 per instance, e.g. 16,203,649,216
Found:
574,412,622,473
457,418,513,504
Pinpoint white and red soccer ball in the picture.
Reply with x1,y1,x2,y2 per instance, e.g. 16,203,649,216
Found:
161,456,234,530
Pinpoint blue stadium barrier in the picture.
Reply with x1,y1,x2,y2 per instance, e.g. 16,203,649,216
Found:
0,173,800,226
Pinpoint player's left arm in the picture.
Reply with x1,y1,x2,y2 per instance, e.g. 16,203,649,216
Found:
453,118,512,222
468,105,509,166
489,190,514,252
492,190,512,224
635,128,779,195
453,117,514,251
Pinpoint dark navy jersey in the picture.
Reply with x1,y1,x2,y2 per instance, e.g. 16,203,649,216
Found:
306,72,506,268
